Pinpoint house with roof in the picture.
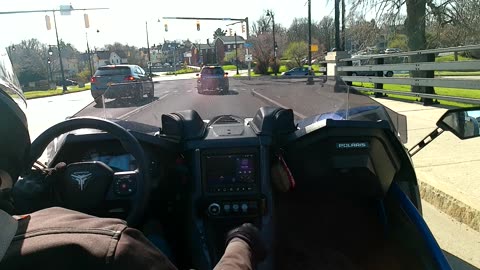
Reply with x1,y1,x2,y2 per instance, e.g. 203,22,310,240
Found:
93,51,128,69
190,43,216,66
215,35,246,65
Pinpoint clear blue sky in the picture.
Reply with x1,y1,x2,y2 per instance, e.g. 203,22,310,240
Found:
1,0,343,52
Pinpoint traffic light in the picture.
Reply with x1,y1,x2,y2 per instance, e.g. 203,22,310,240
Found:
84,14,90,28
45,15,51,30
164,23,168,32
242,23,245,33
47,58,51,64
196,21,200,31
229,28,232,36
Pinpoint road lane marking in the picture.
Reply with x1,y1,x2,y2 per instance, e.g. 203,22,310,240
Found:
251,89,306,118
187,90,192,93
118,94,169,120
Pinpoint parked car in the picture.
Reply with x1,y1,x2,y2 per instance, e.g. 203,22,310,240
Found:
385,48,402,54
90,65,154,104
196,66,229,94
351,58,394,77
282,67,312,77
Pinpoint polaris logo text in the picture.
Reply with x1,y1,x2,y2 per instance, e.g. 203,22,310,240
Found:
336,142,369,149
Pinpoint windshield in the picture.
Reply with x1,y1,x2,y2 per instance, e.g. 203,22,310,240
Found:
73,75,407,142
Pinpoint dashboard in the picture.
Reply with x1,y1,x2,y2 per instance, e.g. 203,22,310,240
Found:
82,151,135,172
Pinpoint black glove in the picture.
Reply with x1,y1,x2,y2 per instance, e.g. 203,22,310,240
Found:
12,162,66,213
225,223,267,263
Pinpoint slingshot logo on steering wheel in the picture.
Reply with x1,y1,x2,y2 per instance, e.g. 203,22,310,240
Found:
71,171,93,191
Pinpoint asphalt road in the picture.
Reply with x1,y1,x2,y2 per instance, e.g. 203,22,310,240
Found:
75,79,271,125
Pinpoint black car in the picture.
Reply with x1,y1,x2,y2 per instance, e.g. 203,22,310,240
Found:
196,66,229,94
91,65,154,104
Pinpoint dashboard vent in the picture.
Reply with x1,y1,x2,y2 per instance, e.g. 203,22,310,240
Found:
211,115,241,125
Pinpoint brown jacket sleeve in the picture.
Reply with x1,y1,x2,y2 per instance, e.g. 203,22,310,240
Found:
113,227,178,270
214,238,253,270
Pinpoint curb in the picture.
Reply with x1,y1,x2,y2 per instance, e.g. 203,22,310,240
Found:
419,180,480,232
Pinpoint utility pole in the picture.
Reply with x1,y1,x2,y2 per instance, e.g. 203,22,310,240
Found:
146,21,152,76
52,11,67,93
86,32,93,78
234,33,239,75
266,10,277,76
334,0,341,50
307,0,314,85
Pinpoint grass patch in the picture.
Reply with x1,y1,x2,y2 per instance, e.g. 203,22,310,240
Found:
25,85,91,99
435,71,480,76
166,68,197,75
352,82,480,107
436,54,474,62
222,65,237,71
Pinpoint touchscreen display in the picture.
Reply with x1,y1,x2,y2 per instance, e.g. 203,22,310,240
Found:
206,154,255,186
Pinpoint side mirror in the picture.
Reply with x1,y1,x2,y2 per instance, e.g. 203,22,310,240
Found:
195,73,199,77
437,108,480,140
224,72,229,76
409,107,480,157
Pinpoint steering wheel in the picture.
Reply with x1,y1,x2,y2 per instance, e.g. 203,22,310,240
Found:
26,117,151,226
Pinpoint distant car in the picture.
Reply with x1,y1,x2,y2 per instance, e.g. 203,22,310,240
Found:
90,65,154,104
351,70,394,77
282,67,311,77
351,57,394,77
196,66,229,94
385,48,402,54
56,79,78,86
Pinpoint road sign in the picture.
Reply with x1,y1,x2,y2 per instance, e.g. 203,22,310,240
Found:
244,43,253,48
310,44,319,52
184,52,192,58
245,54,253,62
147,61,152,67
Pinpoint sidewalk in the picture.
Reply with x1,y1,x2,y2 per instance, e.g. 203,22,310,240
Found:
373,98,480,231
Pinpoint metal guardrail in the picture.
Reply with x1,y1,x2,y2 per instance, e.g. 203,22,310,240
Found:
330,45,480,105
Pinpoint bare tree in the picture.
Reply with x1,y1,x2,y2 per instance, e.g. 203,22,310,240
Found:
346,14,381,51
318,17,335,51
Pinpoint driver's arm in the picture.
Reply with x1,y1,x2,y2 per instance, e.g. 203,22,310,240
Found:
214,238,253,270
214,223,266,270
113,227,178,270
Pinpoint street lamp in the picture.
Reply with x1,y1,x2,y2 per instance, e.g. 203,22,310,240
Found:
234,33,239,75
145,21,152,77
266,10,277,76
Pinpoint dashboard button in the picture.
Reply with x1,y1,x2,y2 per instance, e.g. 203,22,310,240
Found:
241,203,248,213
208,203,221,216
223,204,231,213
232,204,239,212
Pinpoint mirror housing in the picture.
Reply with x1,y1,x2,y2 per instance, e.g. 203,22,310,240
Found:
437,107,480,140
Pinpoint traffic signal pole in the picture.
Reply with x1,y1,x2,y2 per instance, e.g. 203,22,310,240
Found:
52,11,67,93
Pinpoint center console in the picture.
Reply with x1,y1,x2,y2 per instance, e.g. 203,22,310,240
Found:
197,148,266,264
201,149,264,218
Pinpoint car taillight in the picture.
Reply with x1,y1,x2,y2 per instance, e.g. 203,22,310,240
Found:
90,77,97,83
125,75,135,81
